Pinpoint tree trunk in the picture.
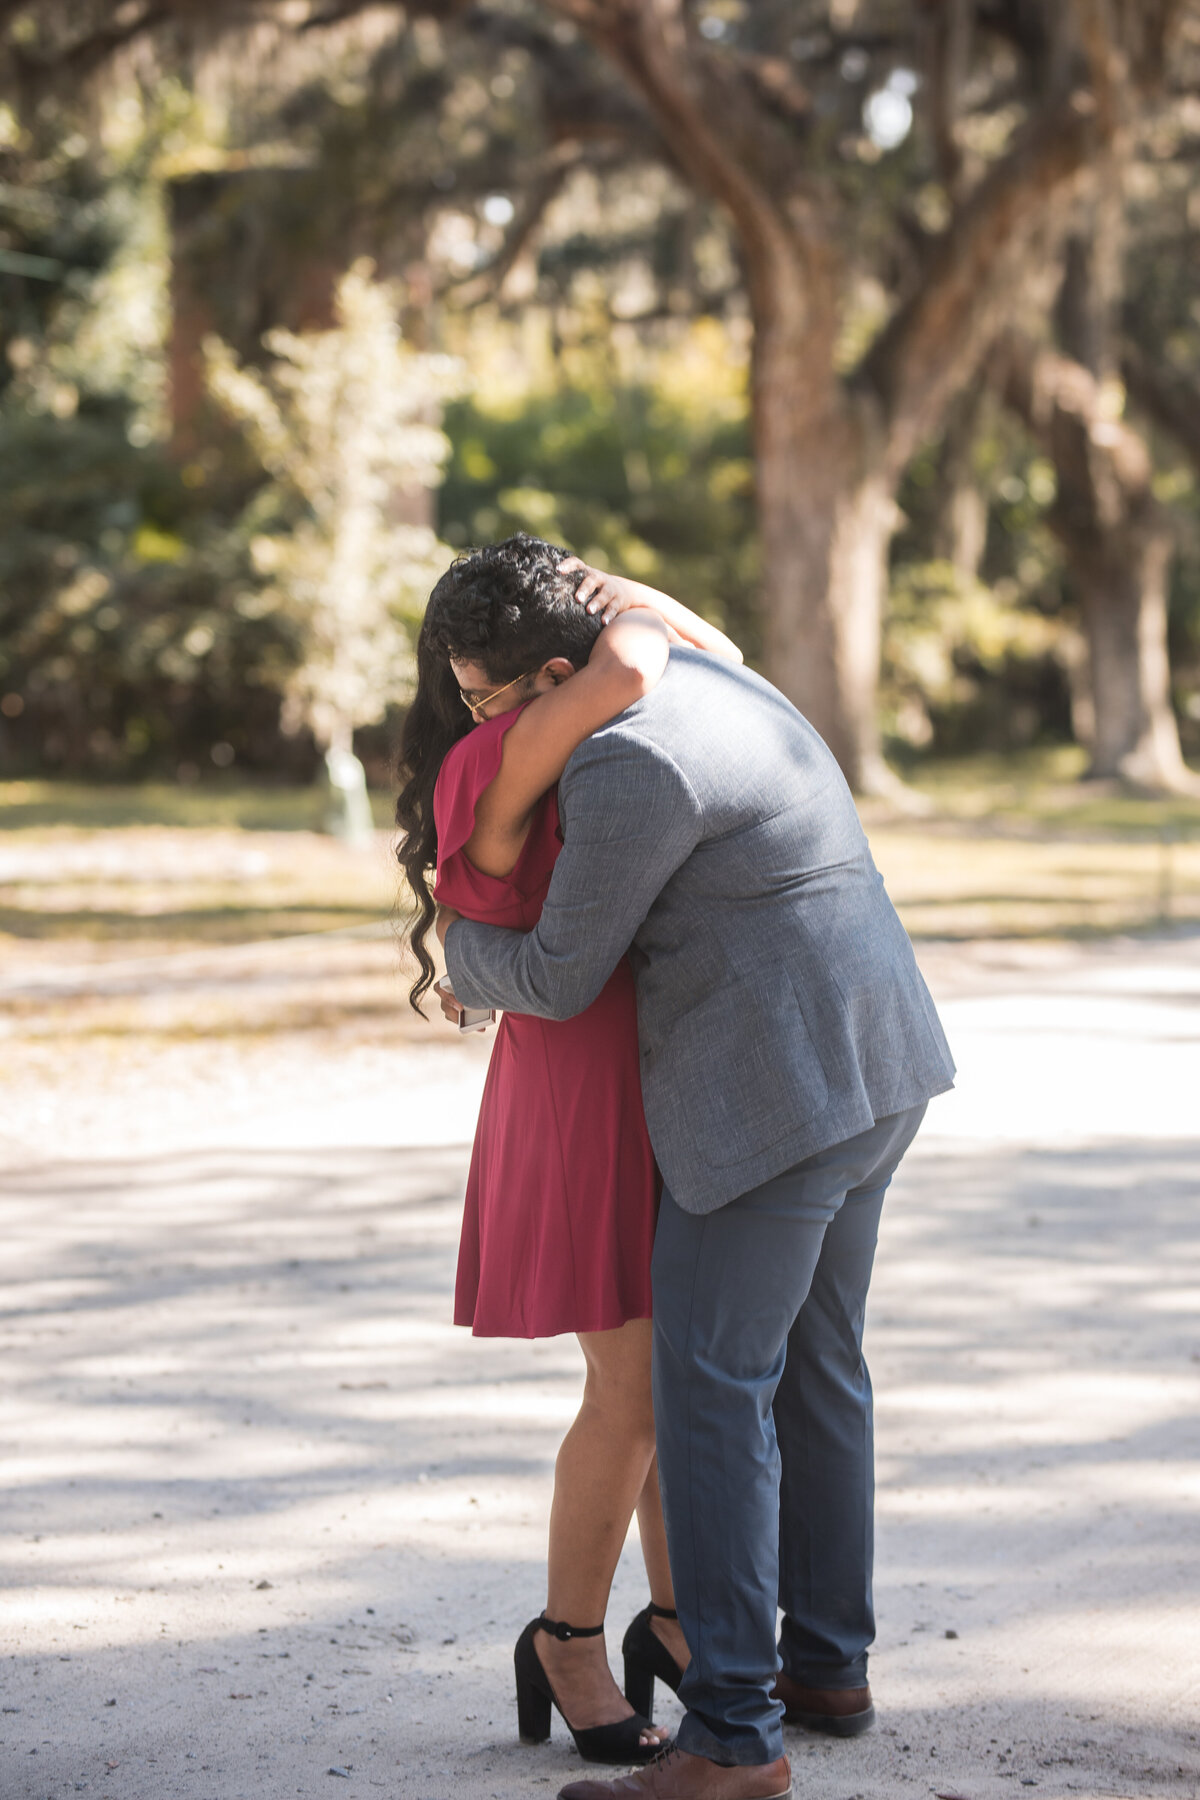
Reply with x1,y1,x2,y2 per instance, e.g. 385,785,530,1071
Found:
1059,210,1194,790
933,388,989,581
1052,217,1194,787
998,331,1199,792
539,0,1162,791
323,719,376,844
757,414,899,791
1071,519,1194,786
749,259,905,794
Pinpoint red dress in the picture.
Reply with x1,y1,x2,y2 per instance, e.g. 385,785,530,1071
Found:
433,707,659,1338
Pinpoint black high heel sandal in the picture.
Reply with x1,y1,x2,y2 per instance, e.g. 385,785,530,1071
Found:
513,1614,665,1766
621,1603,686,1723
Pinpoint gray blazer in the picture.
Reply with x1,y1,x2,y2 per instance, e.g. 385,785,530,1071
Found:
445,649,954,1213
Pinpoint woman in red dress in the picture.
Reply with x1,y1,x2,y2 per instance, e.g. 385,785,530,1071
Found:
395,536,741,1763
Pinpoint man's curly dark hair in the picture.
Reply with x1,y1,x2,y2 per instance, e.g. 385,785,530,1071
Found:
419,532,601,681
394,534,602,1011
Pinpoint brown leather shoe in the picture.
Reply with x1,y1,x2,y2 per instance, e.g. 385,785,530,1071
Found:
559,1745,791,1800
771,1671,875,1738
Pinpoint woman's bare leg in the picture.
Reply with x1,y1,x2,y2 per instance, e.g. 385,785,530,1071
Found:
634,1455,690,1673
536,1318,666,1742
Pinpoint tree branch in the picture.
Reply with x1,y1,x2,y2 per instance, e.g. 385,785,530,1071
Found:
917,0,971,190
539,0,800,203
861,84,1101,473
723,49,811,127
1121,339,1200,470
299,1,381,31
530,0,616,32
995,328,1156,535
404,2,667,165
448,139,585,306
534,0,818,330
0,0,292,81
4,3,172,76
857,0,1182,471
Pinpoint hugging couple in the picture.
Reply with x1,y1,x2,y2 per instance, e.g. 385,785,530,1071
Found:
395,534,954,1800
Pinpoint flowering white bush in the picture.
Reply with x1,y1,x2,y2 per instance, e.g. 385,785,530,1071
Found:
205,259,459,764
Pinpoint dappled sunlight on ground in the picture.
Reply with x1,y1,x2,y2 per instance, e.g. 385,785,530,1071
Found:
2,934,1199,1797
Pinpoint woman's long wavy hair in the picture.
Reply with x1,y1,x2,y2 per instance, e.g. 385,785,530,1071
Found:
395,534,601,1011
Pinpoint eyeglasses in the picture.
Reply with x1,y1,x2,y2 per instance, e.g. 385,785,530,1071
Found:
457,669,538,716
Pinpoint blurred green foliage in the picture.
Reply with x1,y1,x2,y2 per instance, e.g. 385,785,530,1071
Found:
0,84,314,782
884,415,1075,758
0,403,308,778
438,318,759,657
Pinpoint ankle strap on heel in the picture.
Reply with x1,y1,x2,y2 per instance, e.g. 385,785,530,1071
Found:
647,1603,678,1621
537,1613,604,1641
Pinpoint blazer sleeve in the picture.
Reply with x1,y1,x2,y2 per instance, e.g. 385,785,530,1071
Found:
444,730,702,1021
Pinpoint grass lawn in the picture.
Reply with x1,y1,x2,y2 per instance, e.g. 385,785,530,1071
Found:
885,743,1200,836
860,746,1200,939
2,748,1198,951
0,778,398,833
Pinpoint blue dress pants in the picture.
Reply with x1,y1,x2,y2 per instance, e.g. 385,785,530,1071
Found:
650,1104,927,1766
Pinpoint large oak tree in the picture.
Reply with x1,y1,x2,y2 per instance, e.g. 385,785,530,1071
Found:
6,0,1187,787
495,0,1180,790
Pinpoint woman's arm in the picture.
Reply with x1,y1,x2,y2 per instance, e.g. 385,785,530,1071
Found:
462,609,669,879
560,558,744,662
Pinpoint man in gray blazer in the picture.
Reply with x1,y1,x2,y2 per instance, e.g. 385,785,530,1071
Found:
439,550,955,1800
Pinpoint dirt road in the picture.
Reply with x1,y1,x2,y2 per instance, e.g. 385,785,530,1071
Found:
2,933,1198,1800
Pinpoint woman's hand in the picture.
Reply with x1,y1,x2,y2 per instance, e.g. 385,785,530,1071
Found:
561,555,743,663
561,557,642,627
435,973,465,1025
434,905,464,1024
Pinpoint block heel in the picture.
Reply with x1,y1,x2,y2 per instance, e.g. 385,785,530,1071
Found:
515,1647,552,1742
513,1614,665,1765
621,1602,687,1724
623,1651,655,1722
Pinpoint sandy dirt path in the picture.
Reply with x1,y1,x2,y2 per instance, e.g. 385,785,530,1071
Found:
2,934,1199,1800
